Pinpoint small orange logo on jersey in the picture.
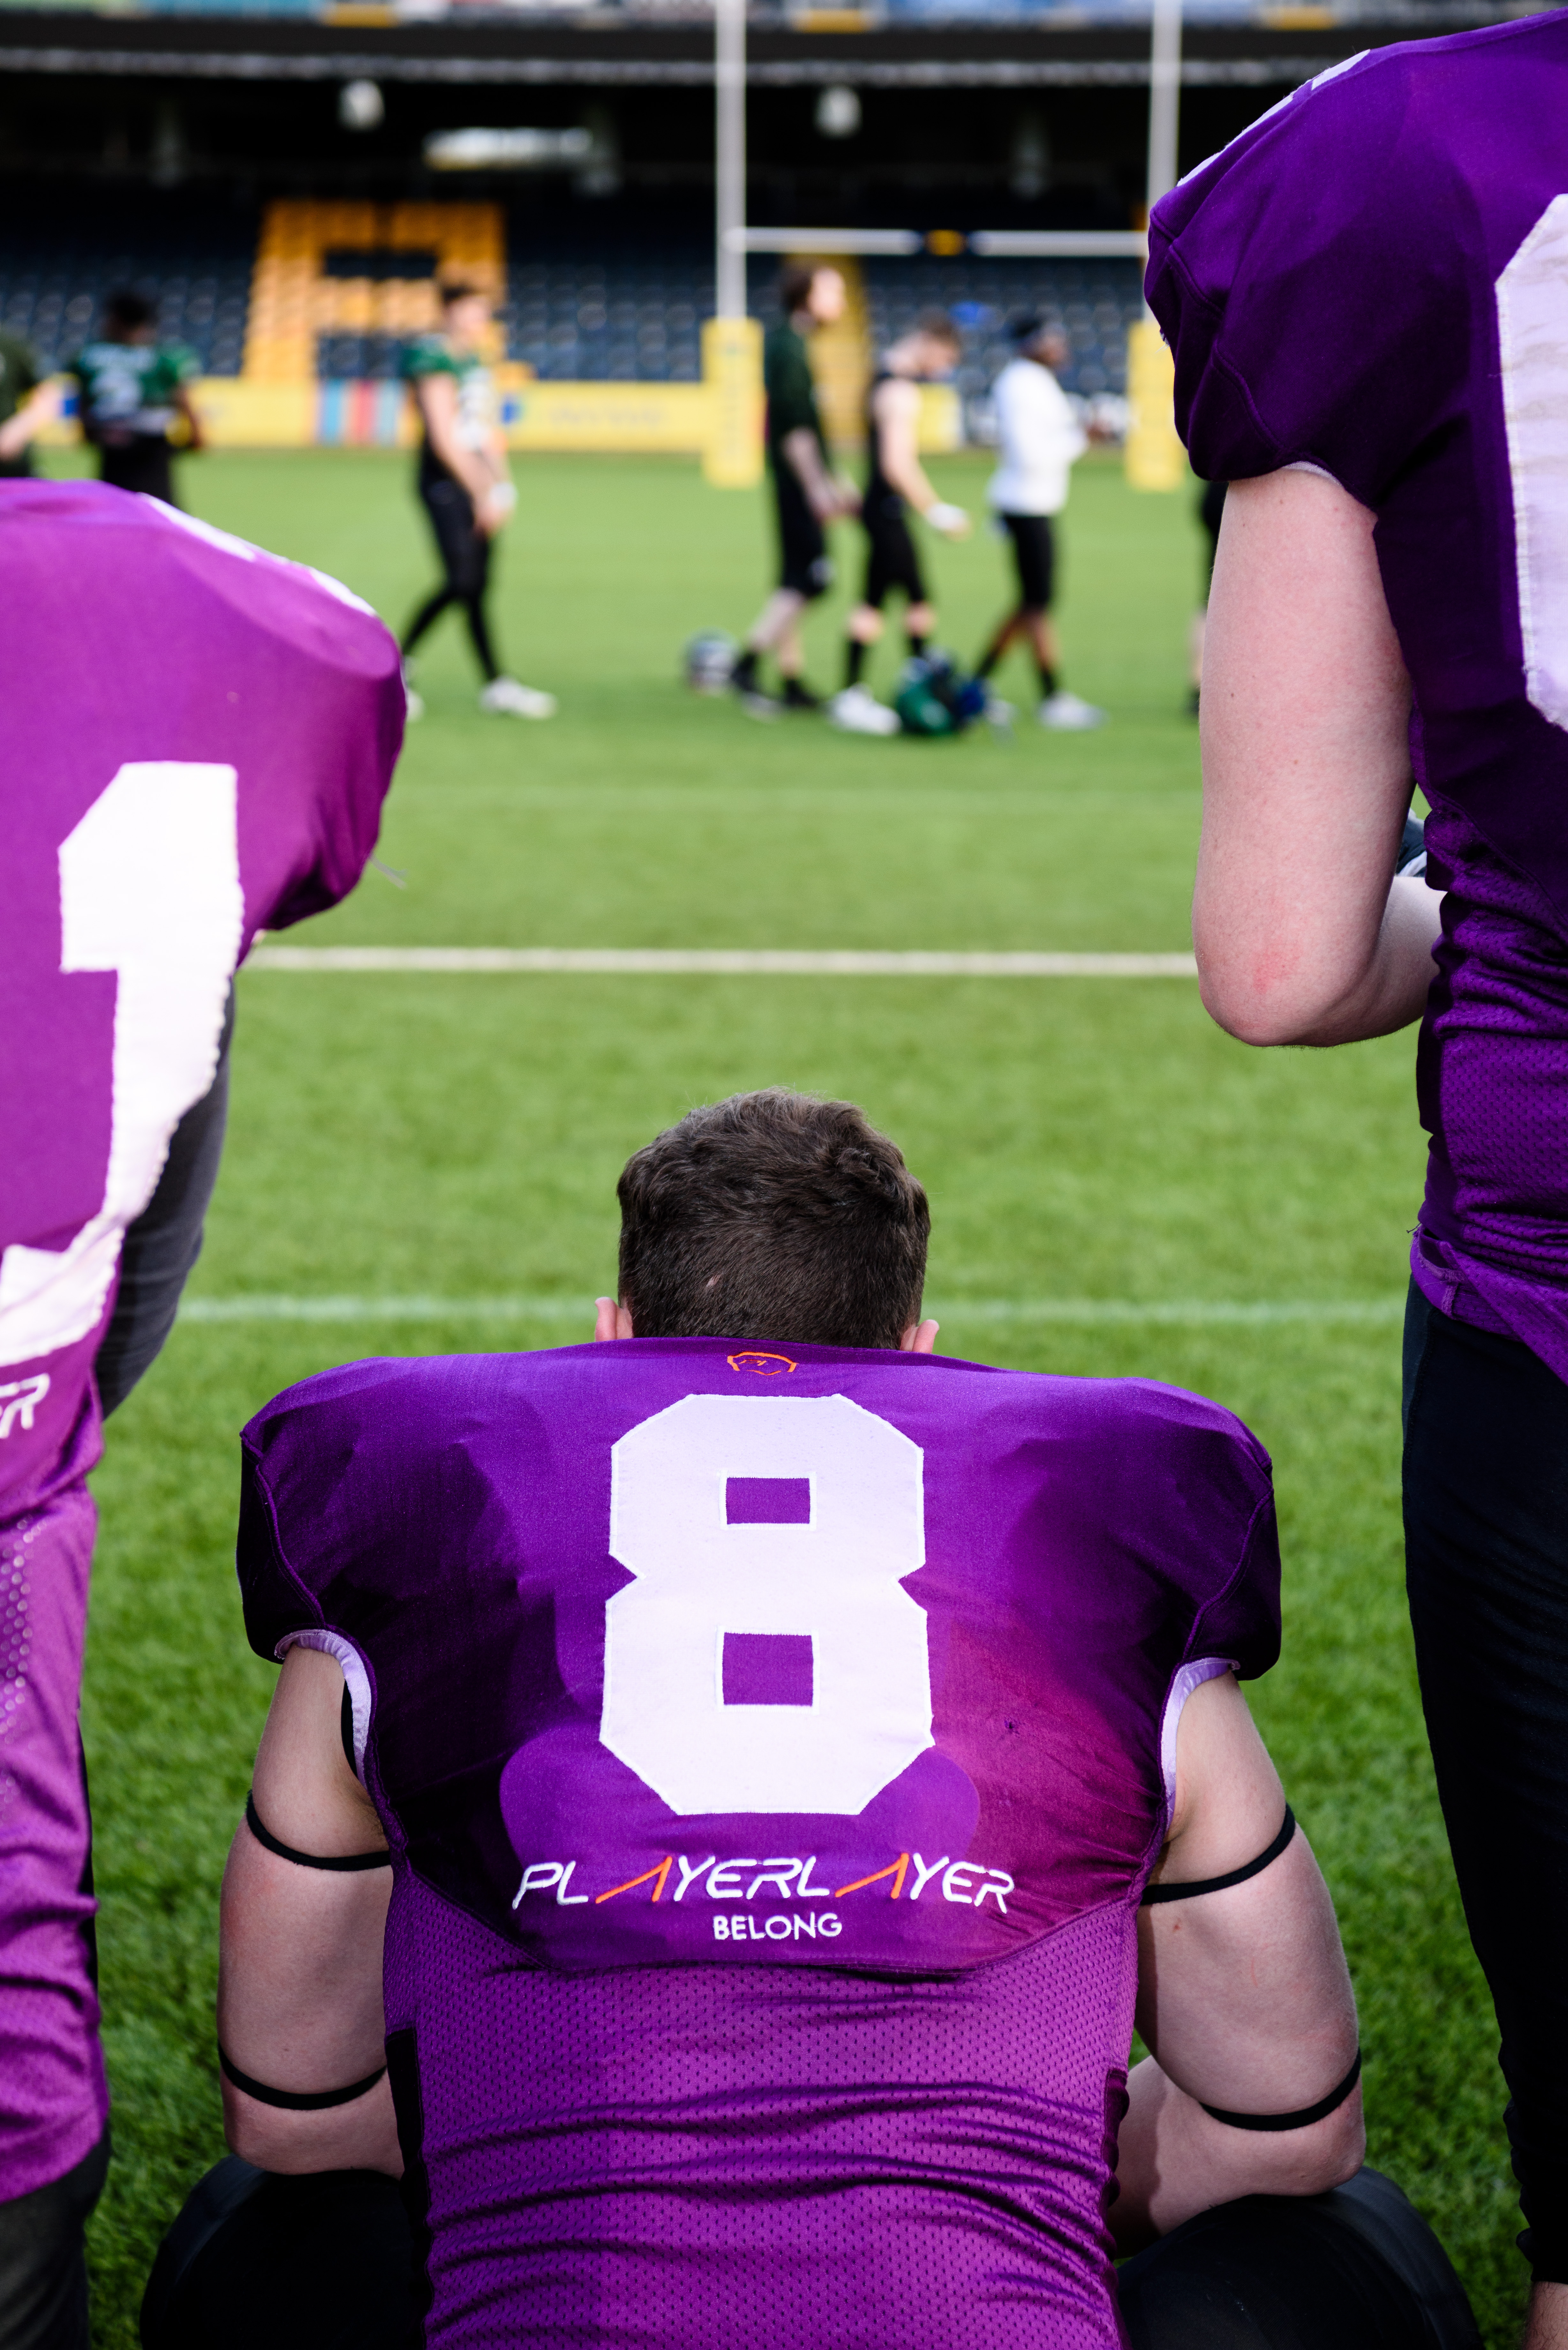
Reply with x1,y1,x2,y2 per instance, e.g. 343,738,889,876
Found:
728,1351,796,1376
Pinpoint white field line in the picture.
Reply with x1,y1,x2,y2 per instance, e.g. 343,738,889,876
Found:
178,1295,1404,1327
246,947,1199,977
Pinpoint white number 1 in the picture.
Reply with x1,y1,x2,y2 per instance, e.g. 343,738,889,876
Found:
601,1392,933,1816
0,762,242,1369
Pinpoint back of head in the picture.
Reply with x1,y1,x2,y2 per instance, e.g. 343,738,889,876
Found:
618,1089,929,1351
104,290,153,337
916,307,961,352
778,262,817,318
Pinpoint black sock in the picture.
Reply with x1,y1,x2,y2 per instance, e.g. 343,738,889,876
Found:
732,649,758,691
976,641,1004,680
906,633,928,661
844,640,866,690
783,678,820,709
1038,667,1059,698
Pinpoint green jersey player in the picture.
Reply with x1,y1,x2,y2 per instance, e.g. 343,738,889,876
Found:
68,291,203,507
399,283,554,722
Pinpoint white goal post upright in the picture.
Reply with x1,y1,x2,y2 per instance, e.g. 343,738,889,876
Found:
715,0,747,324
702,0,765,484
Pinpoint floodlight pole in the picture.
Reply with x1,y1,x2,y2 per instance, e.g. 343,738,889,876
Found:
1145,0,1182,221
715,0,747,320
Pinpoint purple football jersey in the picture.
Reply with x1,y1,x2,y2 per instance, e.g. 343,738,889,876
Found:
0,478,402,2199
240,1338,1279,2348
1148,16,1568,1378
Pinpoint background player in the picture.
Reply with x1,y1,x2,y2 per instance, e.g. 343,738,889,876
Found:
1147,22,1568,2347
974,315,1104,730
827,309,971,739
399,281,555,724
67,291,203,506
0,479,402,2350
145,1091,1474,2350
728,264,856,716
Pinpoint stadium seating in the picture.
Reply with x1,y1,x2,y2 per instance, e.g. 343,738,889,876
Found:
0,193,1142,451
0,194,255,378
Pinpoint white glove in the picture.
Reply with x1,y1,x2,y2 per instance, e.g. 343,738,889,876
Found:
482,481,517,520
925,500,970,539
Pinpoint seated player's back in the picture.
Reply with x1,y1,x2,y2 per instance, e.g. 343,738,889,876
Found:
239,1332,1278,2347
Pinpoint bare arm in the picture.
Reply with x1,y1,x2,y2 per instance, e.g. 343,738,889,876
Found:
174,382,205,453
415,371,505,525
1194,469,1442,1047
0,378,60,461
218,1643,400,2175
874,378,937,513
1111,1672,1363,2251
781,425,852,523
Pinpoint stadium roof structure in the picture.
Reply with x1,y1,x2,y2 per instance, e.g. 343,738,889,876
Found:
0,0,1542,86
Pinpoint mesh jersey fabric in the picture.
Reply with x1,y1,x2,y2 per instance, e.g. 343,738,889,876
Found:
1145,16,1568,1385
237,1336,1281,2349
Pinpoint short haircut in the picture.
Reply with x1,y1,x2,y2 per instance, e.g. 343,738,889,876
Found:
916,307,961,347
440,281,482,308
618,1089,929,1351
104,290,153,333
779,262,820,316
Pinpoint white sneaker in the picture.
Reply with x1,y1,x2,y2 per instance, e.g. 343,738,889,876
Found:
480,676,557,720
1039,690,1106,731
828,684,900,737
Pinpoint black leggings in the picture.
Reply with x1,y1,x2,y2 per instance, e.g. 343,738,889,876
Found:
0,2129,110,2350
402,472,499,683
141,2160,1474,2350
1404,1282,1568,2280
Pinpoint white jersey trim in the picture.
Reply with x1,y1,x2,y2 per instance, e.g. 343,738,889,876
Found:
1159,1655,1236,1820
277,1628,373,1783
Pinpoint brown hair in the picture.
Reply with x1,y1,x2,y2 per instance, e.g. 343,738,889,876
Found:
439,281,483,308
916,307,961,347
779,262,820,317
617,1089,929,1351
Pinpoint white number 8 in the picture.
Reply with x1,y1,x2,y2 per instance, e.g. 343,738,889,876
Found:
601,1393,933,1816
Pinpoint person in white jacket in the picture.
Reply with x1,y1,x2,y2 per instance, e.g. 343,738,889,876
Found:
974,316,1104,730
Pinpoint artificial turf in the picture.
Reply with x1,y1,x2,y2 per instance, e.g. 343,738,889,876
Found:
58,444,1523,2343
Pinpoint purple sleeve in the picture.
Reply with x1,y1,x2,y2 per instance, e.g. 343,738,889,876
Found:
1145,51,1469,502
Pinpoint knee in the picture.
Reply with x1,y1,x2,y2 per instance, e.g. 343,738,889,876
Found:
850,607,883,643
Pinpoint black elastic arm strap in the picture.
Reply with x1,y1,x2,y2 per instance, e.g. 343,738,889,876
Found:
1142,1806,1296,1906
219,2044,387,2112
245,1791,390,1873
1200,2049,1362,2133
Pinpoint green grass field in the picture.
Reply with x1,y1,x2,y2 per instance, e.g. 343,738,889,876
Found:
59,444,1526,2343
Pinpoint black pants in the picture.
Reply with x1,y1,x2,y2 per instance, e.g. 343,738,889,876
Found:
97,439,176,506
142,2160,1474,2350
402,470,499,683
0,2130,109,2350
1404,1282,1568,2280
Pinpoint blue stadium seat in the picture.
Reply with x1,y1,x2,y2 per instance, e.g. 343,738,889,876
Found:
0,195,256,378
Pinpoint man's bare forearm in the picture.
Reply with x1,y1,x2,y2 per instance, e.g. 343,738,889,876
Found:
1110,2054,1363,2253
782,426,840,520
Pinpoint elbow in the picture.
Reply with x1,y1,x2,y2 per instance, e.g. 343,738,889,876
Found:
1246,2091,1367,2202
1196,966,1327,1049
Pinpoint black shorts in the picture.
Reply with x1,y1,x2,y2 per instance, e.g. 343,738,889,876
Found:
771,464,832,600
98,436,175,505
999,512,1054,612
418,464,491,599
863,510,927,610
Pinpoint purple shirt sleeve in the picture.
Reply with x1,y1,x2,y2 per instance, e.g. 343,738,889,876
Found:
1146,49,1470,502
